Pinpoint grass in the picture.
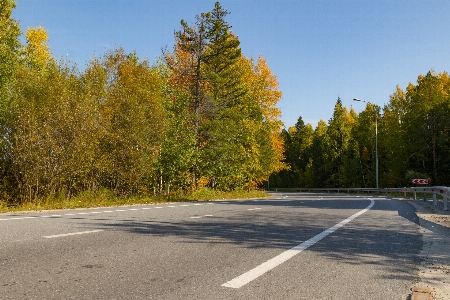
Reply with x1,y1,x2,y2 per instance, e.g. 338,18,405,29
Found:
0,188,269,214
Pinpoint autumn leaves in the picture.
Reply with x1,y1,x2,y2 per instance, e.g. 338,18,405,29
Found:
0,1,285,204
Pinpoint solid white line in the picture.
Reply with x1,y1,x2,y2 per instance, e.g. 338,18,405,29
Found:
43,229,103,239
222,199,375,289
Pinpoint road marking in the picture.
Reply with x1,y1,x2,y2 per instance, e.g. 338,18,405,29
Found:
103,211,114,213
190,216,201,219
65,213,76,216
43,229,103,239
222,199,375,289
115,210,126,212
142,208,151,210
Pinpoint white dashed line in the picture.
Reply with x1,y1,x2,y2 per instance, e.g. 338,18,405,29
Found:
1,200,227,222
43,229,104,239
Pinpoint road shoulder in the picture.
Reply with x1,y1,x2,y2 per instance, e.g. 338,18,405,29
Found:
405,198,450,300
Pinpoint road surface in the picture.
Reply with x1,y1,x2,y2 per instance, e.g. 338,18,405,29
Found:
0,193,422,299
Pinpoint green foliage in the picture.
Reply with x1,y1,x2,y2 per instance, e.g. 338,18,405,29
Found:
271,71,450,189
1,2,284,207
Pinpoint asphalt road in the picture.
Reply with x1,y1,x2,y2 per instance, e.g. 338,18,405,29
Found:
0,193,422,299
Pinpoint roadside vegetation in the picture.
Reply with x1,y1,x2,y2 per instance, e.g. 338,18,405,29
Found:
1,1,448,212
0,1,282,211
271,73,450,189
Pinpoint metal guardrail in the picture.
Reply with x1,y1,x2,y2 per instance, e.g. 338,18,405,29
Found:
269,186,449,211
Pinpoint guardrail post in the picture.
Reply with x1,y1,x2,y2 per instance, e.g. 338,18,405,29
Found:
404,189,406,198
444,197,448,211
414,191,417,200
423,192,427,202
433,193,437,206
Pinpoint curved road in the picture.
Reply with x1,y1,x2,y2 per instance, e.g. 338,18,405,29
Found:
0,193,422,299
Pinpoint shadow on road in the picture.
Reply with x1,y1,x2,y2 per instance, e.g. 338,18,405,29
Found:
86,194,422,283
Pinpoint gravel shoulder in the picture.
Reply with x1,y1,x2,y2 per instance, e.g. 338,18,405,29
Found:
403,198,450,300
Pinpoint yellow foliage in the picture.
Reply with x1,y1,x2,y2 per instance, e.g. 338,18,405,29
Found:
22,26,53,70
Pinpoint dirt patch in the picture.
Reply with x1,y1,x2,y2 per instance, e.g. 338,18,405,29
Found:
405,198,450,300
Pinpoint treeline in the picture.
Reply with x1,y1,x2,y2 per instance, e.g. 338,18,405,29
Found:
271,71,450,188
0,1,286,204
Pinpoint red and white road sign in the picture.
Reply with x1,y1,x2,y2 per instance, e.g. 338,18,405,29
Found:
412,179,428,184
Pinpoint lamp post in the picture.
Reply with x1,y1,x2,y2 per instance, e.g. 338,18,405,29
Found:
353,98,379,190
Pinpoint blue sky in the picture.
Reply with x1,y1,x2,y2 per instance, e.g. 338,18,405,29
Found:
13,0,450,128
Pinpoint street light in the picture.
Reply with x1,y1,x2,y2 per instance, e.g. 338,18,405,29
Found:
353,98,379,190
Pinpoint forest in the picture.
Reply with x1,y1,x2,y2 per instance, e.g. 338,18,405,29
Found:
1,1,449,207
0,1,286,205
271,72,450,189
